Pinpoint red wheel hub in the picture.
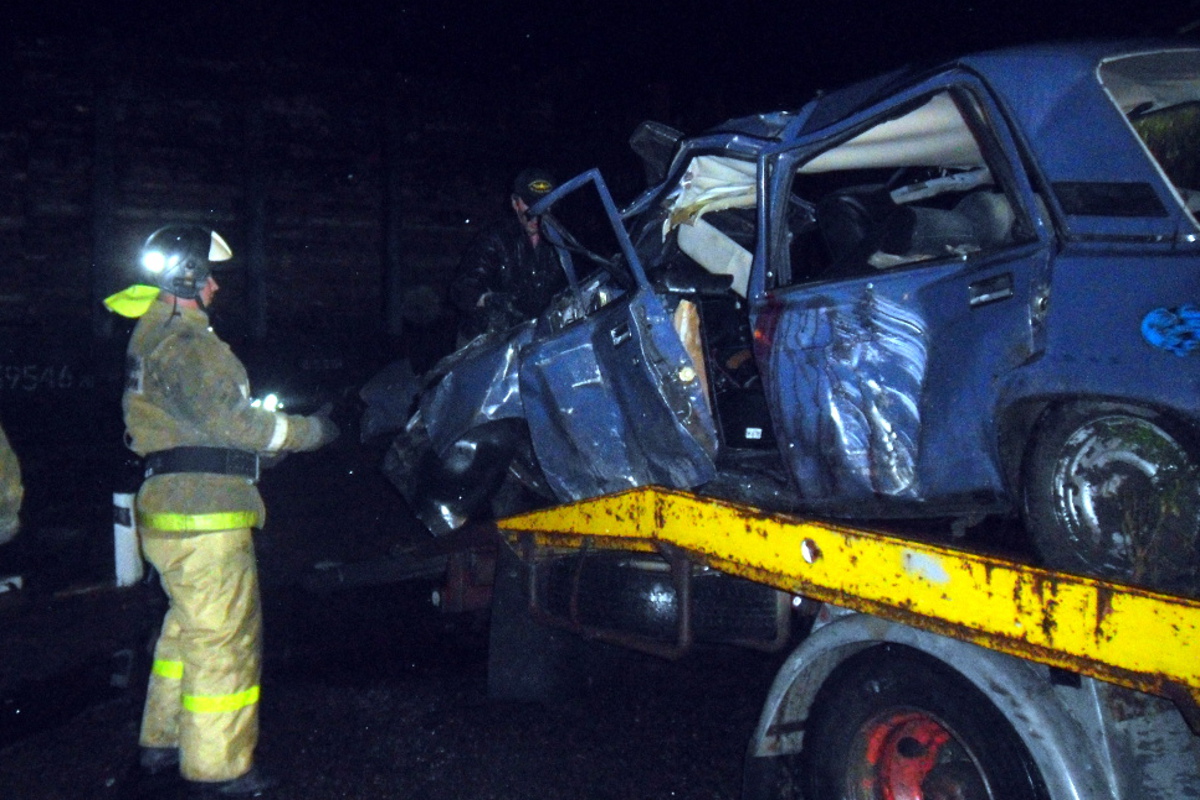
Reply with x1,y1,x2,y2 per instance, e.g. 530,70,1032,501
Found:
856,710,955,799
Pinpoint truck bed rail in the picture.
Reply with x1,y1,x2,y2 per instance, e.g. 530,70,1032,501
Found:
498,485,1200,725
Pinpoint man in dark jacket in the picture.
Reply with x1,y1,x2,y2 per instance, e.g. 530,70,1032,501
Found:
451,168,567,344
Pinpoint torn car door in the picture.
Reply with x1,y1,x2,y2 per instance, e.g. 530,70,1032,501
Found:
519,170,719,501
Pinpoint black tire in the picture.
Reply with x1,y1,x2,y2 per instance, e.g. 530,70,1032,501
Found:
798,645,1048,800
1022,403,1200,593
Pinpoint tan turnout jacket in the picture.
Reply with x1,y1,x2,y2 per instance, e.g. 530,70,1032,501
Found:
0,421,22,544
123,300,327,531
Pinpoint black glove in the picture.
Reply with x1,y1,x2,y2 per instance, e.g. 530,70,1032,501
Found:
312,402,341,448
481,292,523,334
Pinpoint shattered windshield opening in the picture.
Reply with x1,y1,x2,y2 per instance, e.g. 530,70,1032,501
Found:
536,171,643,331
543,177,635,288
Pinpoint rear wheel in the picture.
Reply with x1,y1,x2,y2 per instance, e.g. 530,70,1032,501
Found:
799,645,1048,800
1022,403,1200,593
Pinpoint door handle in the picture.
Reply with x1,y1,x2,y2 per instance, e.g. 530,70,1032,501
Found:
968,273,1013,308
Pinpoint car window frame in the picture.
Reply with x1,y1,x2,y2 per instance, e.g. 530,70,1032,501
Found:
761,79,1042,293
531,168,651,297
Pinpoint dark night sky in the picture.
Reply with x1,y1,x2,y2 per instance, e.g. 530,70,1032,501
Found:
3,0,1198,229
7,0,1200,132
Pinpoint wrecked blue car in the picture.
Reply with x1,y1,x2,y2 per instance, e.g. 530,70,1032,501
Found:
373,41,1200,593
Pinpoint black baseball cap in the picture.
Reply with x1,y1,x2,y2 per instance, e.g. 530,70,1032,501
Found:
512,168,556,206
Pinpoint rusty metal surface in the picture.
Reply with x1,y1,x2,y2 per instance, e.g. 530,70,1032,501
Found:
498,485,1200,712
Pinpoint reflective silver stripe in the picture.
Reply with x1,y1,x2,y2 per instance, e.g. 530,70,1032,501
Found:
265,414,288,453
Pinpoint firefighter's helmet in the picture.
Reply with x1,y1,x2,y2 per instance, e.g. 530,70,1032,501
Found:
139,225,233,300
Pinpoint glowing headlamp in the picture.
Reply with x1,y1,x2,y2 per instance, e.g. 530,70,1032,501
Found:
251,393,283,412
141,251,184,274
142,251,167,273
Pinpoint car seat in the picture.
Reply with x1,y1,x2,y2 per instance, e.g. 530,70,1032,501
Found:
953,190,1015,248
815,185,897,269
817,186,1017,275
874,190,1015,262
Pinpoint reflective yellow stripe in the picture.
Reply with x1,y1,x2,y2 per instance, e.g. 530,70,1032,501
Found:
183,685,260,714
137,510,260,532
152,659,184,680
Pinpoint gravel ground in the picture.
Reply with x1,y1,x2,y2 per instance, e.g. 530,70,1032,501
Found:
0,576,788,800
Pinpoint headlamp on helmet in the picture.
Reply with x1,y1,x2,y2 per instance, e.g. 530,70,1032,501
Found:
139,225,233,300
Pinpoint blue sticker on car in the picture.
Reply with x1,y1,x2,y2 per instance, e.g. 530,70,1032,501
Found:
1142,305,1200,356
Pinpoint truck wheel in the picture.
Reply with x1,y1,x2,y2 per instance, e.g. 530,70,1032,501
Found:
799,645,1048,800
1022,403,1200,593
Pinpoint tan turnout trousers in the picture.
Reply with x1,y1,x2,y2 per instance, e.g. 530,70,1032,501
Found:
139,526,262,783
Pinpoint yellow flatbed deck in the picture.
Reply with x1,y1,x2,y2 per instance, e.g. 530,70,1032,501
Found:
498,485,1200,717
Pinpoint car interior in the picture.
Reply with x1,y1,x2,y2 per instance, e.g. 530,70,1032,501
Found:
782,90,1028,287
640,90,1026,459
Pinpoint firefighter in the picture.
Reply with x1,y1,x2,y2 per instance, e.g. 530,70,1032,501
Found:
104,225,339,796
0,418,22,544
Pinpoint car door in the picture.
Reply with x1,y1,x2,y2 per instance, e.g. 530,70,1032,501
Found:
518,170,720,501
751,79,1051,515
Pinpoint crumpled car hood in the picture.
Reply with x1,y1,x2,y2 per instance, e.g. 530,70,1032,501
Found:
420,321,537,457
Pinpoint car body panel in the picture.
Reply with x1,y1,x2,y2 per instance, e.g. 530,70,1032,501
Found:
961,45,1200,242
520,284,718,501
517,169,719,500
420,322,535,457
748,73,1056,512
998,244,1200,409
374,40,1200,540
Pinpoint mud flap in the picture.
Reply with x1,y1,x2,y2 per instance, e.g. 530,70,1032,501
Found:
487,544,593,703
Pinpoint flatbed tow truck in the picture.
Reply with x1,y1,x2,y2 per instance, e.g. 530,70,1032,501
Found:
487,485,1200,800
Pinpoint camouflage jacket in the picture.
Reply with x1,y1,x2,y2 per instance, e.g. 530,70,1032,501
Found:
450,216,567,340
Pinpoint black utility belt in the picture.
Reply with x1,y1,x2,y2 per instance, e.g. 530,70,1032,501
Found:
144,447,259,483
